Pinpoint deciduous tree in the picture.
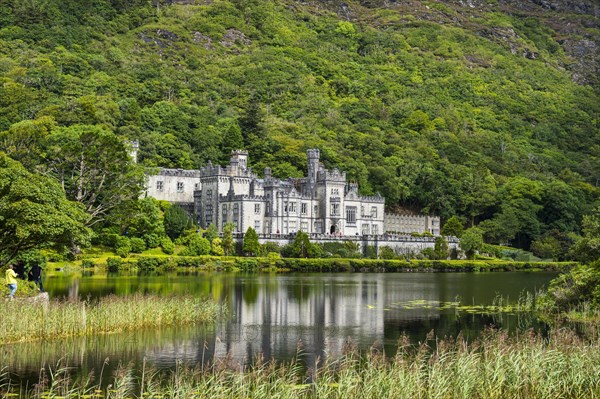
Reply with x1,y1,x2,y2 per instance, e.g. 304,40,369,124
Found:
0,153,92,266
243,227,260,256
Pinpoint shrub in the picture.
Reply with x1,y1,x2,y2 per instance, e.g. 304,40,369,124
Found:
114,236,131,258
163,205,193,240
379,246,397,259
540,262,600,313
130,237,147,253
137,257,175,271
161,237,175,255
143,233,162,249
106,257,122,272
211,237,224,256
81,259,96,268
181,235,210,256
261,241,282,255
237,258,259,271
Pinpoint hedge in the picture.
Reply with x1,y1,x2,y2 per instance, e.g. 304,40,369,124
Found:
101,257,578,273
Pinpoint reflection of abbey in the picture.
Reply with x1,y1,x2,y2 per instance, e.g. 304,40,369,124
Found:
145,149,440,236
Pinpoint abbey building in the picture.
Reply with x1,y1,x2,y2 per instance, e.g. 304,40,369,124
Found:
145,149,439,236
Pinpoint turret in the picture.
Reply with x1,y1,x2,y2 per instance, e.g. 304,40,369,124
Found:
307,149,320,184
230,150,248,170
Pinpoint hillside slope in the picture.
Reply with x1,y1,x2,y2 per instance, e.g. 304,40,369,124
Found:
0,0,598,250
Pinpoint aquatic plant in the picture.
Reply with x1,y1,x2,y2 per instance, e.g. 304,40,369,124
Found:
0,294,222,344
1,328,598,398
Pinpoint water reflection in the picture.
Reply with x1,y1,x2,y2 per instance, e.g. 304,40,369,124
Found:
3,272,556,383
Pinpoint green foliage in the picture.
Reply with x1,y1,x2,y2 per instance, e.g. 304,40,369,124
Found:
290,231,315,258
81,259,96,268
379,246,397,260
110,197,164,239
143,233,162,249
42,124,145,225
106,257,123,272
210,237,224,256
569,207,600,263
0,0,597,255
319,241,361,258
160,236,175,255
181,234,210,256
0,153,92,266
261,241,281,255
129,237,146,253
15,250,47,271
242,227,260,256
530,235,561,260
433,236,449,260
204,224,219,243
441,216,464,238
540,263,600,313
114,236,131,258
461,227,485,260
222,223,235,256
163,205,193,240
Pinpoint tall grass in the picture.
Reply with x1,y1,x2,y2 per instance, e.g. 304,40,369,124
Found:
2,328,599,398
0,294,222,343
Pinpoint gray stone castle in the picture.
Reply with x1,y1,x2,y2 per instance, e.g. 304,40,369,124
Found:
144,149,440,237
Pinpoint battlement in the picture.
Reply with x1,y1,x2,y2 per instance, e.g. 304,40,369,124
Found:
359,194,385,203
317,168,346,182
157,168,202,178
199,163,257,179
221,194,266,202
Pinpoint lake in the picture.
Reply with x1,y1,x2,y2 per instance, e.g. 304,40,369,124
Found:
3,271,557,385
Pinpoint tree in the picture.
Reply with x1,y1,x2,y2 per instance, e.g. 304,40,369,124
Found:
219,118,244,162
211,237,224,256
460,227,484,260
459,169,497,226
379,246,397,260
222,222,235,256
0,153,92,266
43,125,145,226
182,234,210,256
163,205,193,240
569,207,600,263
530,236,561,260
290,231,313,258
433,236,449,260
479,208,521,244
242,227,260,256
204,223,219,243
107,197,164,238
441,216,464,238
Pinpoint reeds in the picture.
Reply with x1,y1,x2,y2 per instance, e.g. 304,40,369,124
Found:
2,327,599,398
0,294,222,344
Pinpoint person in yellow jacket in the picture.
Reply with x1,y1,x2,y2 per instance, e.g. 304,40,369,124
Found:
5,264,18,299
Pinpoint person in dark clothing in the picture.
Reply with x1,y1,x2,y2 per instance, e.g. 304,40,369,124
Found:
28,264,44,292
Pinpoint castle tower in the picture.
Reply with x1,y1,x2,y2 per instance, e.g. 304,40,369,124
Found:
307,149,320,184
230,150,248,170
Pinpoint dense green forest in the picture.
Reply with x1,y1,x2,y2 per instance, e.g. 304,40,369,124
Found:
0,0,599,258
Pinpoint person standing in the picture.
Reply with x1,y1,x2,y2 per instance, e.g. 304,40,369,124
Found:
5,264,18,299
29,264,44,293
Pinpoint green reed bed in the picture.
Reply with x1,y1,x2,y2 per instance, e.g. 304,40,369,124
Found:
3,328,599,399
0,294,222,343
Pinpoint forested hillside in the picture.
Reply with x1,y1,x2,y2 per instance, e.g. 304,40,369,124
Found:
0,0,598,253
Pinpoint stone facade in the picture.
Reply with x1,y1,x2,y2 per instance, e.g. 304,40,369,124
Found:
384,213,440,236
144,149,438,236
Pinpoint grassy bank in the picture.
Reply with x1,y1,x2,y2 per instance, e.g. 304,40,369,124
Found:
2,328,598,399
83,255,577,273
0,294,222,344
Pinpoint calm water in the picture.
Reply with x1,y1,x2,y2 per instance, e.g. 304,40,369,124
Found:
4,271,557,384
